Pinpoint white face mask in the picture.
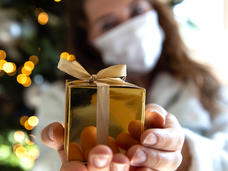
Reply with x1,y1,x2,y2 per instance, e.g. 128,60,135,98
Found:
93,10,164,73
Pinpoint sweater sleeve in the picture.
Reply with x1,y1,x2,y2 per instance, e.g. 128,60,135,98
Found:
184,128,228,171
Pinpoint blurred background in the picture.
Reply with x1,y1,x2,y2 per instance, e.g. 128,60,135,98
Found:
0,0,227,170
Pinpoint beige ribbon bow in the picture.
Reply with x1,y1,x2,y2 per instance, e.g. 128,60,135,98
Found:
58,58,130,145
58,58,127,84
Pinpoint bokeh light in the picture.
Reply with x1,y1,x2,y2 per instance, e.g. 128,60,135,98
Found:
15,146,26,158
60,52,69,59
17,74,28,84
0,145,11,160
3,62,16,74
21,66,32,76
29,55,39,65
22,76,32,87
38,12,49,25
14,131,25,143
0,60,7,70
24,61,34,71
28,148,40,160
25,138,34,145
60,52,76,61
0,50,6,60
24,120,34,130
67,54,76,61
28,116,39,127
20,116,29,126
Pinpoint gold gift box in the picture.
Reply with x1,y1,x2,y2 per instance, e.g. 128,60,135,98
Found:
65,81,146,161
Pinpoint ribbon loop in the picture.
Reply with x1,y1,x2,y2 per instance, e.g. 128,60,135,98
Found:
58,58,127,84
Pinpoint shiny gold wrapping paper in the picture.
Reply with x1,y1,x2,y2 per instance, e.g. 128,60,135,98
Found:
64,81,146,161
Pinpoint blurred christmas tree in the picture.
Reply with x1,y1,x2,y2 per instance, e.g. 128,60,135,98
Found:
0,0,66,170
0,0,184,170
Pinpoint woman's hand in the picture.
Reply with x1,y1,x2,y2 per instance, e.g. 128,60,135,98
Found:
41,122,130,171
126,104,185,171
41,104,185,171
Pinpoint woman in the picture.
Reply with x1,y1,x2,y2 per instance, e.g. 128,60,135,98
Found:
41,0,228,170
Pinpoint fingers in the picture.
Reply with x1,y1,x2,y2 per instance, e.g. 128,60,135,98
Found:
145,104,167,129
88,145,113,171
127,145,182,171
110,153,130,171
116,132,140,150
60,161,87,171
41,122,64,150
141,113,184,151
41,122,66,162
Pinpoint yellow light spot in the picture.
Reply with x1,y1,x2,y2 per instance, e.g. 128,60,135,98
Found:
20,116,29,126
38,12,49,25
67,54,76,61
22,77,32,87
28,148,40,160
24,61,34,71
21,67,32,76
60,52,69,59
29,55,39,65
14,131,25,142
13,144,22,152
24,120,34,130
0,60,7,70
3,62,15,73
28,116,39,127
54,0,62,2
25,139,34,145
0,50,6,60
15,146,26,158
17,74,28,84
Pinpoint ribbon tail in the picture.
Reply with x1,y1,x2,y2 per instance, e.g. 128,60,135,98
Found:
58,58,91,80
96,82,110,145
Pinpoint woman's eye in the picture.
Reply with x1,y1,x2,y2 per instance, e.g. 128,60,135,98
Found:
131,6,144,17
101,22,118,32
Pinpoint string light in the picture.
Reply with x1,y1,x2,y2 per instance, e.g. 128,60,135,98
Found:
38,12,49,25
21,67,32,76
29,55,39,65
3,62,16,74
67,54,76,61
28,116,39,127
17,74,28,84
24,120,34,130
24,61,34,71
60,52,76,61
20,116,29,126
22,77,32,87
14,131,25,143
60,52,69,59
0,50,6,60
25,139,34,145
0,60,7,70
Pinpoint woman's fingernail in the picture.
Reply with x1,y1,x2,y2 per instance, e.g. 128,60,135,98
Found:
48,126,54,141
92,155,110,168
131,149,147,165
143,133,157,146
111,163,129,171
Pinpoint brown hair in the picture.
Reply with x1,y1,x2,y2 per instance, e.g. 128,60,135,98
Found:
65,0,221,117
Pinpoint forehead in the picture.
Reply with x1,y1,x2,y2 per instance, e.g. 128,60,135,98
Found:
85,0,134,22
